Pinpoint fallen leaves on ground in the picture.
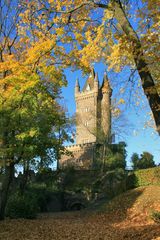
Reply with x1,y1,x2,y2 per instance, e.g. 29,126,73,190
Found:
0,186,160,240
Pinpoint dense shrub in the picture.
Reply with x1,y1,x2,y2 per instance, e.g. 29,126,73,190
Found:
92,169,126,199
135,167,160,186
131,152,155,170
28,185,54,212
127,167,160,189
61,166,76,187
35,168,58,189
104,153,126,170
126,172,138,189
6,192,39,219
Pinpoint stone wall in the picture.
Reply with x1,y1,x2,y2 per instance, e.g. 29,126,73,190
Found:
60,143,96,169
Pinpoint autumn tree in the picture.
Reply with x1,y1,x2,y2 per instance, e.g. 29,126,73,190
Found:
0,0,71,220
0,0,159,218
20,0,160,134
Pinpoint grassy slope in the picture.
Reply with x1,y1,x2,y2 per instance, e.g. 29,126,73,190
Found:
0,185,160,240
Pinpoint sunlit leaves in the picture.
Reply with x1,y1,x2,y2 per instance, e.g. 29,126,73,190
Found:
0,0,72,169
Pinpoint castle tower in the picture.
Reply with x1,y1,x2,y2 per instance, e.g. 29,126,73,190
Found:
100,72,112,143
60,69,112,169
75,68,99,144
75,69,112,145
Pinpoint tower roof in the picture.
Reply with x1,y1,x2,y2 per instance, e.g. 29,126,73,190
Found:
95,72,99,82
101,71,112,94
75,78,80,93
75,78,80,87
82,68,95,91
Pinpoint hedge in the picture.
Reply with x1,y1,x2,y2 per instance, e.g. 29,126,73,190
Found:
127,167,160,189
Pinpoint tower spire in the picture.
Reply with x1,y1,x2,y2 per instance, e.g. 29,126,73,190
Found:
95,72,99,82
75,78,80,94
101,71,112,95
75,78,80,87
82,68,95,91
94,72,99,94
101,71,112,143
91,67,95,78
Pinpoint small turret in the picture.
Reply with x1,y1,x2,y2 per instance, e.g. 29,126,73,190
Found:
91,67,95,79
101,71,112,95
101,71,112,143
75,78,80,95
83,67,95,91
95,72,99,82
94,72,99,94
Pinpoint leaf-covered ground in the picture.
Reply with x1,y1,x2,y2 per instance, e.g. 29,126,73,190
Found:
0,186,160,240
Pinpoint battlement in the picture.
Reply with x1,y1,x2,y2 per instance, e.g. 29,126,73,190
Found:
65,142,96,149
75,90,97,100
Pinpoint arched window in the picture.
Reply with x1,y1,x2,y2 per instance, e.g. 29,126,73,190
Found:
84,121,88,126
85,107,89,112
86,84,90,91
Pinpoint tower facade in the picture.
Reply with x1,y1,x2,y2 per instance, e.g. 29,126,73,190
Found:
60,69,112,169
75,69,112,145
75,69,98,144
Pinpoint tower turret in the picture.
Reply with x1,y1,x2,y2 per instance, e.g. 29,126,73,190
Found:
101,71,112,142
91,67,95,79
94,72,99,94
75,78,80,96
82,67,95,91
102,72,112,95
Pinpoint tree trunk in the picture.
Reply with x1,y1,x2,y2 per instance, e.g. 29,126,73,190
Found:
20,159,29,195
112,0,160,134
0,164,14,220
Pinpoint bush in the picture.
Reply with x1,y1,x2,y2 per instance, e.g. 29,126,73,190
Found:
126,172,138,189
135,167,160,186
28,185,54,212
126,167,160,189
151,211,160,223
6,193,39,219
92,169,126,200
131,152,155,170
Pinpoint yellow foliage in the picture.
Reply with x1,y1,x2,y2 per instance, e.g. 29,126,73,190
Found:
112,107,121,117
103,9,114,20
56,28,65,36
118,99,125,104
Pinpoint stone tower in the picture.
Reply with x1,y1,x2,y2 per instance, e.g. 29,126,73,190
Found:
60,69,112,169
75,68,112,145
100,71,112,143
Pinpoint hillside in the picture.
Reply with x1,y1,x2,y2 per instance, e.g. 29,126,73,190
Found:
0,185,160,240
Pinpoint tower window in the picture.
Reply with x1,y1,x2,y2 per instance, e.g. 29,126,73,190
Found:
84,121,89,126
86,84,90,91
83,139,89,144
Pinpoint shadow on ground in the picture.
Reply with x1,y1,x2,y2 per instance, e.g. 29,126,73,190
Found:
0,186,159,240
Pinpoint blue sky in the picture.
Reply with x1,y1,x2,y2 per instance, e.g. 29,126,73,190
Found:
62,63,160,167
